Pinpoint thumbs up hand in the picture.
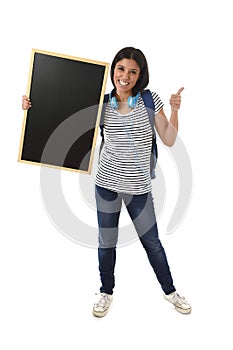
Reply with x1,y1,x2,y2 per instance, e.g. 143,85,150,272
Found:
169,87,184,112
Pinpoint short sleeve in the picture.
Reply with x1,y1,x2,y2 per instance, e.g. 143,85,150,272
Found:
151,91,164,114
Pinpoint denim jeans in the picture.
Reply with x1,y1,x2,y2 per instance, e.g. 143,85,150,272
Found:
95,185,176,295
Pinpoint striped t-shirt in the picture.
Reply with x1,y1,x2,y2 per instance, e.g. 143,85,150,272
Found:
95,92,164,195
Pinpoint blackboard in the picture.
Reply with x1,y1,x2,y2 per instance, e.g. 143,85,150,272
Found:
18,49,109,173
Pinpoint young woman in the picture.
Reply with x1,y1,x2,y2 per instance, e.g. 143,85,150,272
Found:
22,47,191,317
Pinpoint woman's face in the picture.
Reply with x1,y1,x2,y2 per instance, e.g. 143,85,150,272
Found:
113,58,140,95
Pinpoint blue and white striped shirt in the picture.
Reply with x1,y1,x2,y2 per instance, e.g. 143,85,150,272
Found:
95,92,164,194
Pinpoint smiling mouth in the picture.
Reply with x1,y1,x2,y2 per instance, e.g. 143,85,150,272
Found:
118,80,129,86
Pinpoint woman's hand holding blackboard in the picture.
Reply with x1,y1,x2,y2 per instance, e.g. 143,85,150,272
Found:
22,95,31,110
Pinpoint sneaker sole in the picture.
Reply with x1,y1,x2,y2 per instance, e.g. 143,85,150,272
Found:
92,307,110,318
175,305,192,314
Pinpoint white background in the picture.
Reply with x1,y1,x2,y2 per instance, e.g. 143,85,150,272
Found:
1,0,232,349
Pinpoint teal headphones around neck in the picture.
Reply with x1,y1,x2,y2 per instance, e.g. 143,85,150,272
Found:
109,91,140,109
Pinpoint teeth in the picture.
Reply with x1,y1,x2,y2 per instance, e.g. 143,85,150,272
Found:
119,80,129,86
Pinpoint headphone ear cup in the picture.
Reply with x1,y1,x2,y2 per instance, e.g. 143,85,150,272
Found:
127,92,140,109
110,96,118,109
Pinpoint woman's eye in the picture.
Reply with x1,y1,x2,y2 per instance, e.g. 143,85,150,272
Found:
118,67,124,71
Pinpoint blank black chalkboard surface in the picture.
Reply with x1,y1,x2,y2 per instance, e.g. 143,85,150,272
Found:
18,49,109,173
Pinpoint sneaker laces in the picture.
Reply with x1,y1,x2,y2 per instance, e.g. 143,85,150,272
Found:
95,294,110,308
173,293,189,305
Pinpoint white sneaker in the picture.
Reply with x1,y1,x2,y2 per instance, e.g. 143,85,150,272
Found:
92,292,113,317
164,291,192,314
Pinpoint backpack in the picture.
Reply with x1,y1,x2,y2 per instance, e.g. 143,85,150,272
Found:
99,89,158,179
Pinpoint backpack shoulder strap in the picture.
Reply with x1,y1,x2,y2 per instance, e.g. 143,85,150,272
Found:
100,93,109,139
141,89,156,137
141,89,157,179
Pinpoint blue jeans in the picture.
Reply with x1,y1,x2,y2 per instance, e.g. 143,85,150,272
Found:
95,185,176,295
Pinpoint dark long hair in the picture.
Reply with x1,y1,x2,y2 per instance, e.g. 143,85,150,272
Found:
110,47,149,96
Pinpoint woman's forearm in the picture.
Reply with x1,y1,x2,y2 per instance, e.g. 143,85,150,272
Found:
163,110,178,146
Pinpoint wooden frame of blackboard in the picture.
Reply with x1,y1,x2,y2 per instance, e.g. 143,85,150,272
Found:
18,48,109,174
